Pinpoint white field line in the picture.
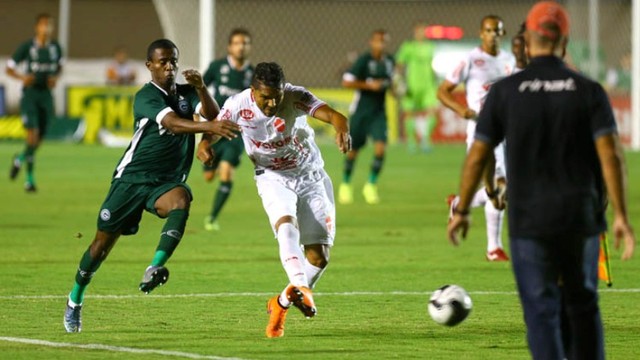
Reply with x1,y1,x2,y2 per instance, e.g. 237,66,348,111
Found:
0,288,638,300
0,336,248,360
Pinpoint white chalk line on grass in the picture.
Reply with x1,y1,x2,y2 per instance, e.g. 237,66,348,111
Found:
0,288,638,300
0,336,248,360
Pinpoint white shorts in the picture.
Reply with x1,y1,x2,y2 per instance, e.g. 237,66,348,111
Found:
255,168,335,246
466,121,507,179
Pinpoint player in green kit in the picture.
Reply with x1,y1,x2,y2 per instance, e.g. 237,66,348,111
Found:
394,21,438,153
63,39,240,333
201,28,253,231
339,29,394,205
6,13,63,192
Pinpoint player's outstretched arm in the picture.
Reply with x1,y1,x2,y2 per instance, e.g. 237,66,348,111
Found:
312,105,351,153
437,80,476,119
595,133,636,260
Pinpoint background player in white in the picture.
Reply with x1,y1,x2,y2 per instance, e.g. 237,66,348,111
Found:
437,15,515,261
198,62,350,338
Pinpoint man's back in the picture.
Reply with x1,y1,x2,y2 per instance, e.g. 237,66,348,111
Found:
477,55,616,237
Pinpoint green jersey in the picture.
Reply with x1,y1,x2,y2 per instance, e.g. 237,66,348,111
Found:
345,52,394,113
113,82,201,184
9,39,63,90
396,40,436,91
203,57,253,105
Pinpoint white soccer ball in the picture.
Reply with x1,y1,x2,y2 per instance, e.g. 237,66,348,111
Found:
428,285,472,326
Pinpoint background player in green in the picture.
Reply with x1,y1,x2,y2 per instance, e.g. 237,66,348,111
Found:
6,13,63,192
394,21,438,153
340,29,394,205
63,39,241,333
201,28,253,231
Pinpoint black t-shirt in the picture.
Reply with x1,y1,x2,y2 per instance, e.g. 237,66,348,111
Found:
475,56,616,238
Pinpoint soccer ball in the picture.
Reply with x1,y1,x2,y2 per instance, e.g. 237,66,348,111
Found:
428,285,472,326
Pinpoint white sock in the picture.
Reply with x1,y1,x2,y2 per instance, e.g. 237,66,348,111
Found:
279,258,326,307
277,223,309,288
485,201,504,252
470,188,488,208
304,258,326,289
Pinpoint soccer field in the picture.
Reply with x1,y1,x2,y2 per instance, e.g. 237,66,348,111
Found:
0,141,638,360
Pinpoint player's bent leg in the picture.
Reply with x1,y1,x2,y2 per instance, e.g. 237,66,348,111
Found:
304,244,330,288
141,186,191,293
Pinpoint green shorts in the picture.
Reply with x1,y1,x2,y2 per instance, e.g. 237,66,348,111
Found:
402,88,438,112
202,136,244,171
349,109,388,150
21,87,55,137
97,180,193,235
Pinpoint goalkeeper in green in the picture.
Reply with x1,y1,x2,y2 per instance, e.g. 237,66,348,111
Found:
394,21,438,153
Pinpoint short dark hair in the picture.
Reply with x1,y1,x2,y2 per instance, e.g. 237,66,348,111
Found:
146,39,178,61
228,28,251,44
35,13,52,24
481,15,503,28
252,62,285,89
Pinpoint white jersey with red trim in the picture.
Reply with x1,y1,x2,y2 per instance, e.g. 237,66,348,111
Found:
446,47,515,113
217,83,326,175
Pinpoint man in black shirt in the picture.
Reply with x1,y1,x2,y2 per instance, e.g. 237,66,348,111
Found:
447,2,635,359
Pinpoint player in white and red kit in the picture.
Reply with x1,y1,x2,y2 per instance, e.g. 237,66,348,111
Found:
197,62,350,338
437,15,515,261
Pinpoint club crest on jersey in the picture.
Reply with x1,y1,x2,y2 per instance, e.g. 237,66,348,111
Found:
274,118,286,133
240,109,255,120
178,96,189,113
220,109,232,120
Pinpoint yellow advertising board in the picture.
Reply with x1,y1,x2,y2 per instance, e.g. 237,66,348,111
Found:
66,85,138,144
65,85,399,144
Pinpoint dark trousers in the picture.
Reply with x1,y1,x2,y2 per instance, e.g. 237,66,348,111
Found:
510,234,604,360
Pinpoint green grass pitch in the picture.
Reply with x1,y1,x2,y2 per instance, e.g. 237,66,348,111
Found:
0,140,638,359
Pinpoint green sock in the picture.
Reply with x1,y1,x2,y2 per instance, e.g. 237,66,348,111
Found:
24,145,36,184
210,181,233,219
151,209,188,267
343,158,355,183
69,247,104,304
368,155,384,184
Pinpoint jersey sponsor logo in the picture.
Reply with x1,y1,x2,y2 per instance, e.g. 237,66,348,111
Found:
294,101,310,113
250,135,299,150
100,209,111,221
518,78,576,93
274,118,286,132
474,59,485,67
269,155,298,171
239,109,254,120
221,64,230,74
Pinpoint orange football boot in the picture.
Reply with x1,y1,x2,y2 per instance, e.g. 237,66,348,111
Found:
286,285,317,318
265,295,288,338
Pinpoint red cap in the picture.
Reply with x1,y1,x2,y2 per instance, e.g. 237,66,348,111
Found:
526,1,569,40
